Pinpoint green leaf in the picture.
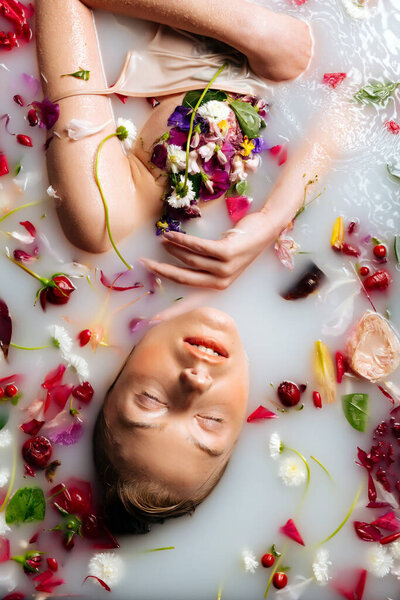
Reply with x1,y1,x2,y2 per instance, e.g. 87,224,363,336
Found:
371,237,382,246
394,235,400,265
229,100,261,139
6,487,46,525
0,406,8,430
387,162,400,181
354,81,399,106
182,89,227,110
61,68,90,81
188,173,202,198
342,393,369,432
235,180,251,196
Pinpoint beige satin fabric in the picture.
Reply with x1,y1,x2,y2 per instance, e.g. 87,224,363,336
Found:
53,25,269,102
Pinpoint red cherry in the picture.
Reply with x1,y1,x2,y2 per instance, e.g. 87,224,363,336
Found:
78,329,91,347
5,384,18,397
261,553,275,568
277,381,301,407
313,391,322,408
273,572,288,589
47,557,58,572
359,266,370,276
72,381,94,404
373,244,387,258
16,134,33,147
22,435,52,469
0,387,4,398
46,275,75,305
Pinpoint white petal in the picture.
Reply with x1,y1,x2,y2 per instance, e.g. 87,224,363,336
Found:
65,118,112,141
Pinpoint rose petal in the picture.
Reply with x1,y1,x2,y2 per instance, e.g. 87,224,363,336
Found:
280,518,305,546
371,511,400,532
225,195,252,224
247,405,278,422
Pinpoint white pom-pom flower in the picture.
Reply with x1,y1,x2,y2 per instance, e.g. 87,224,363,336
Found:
278,456,307,487
197,100,231,123
390,540,400,560
0,428,12,448
341,0,371,20
88,552,123,588
241,549,258,574
167,144,187,173
269,432,283,460
0,468,10,488
116,118,137,152
49,324,73,357
366,544,393,578
312,549,332,585
168,176,196,209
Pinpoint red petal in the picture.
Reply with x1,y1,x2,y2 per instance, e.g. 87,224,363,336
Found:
2,594,25,600
19,220,37,238
269,145,282,157
247,405,278,422
0,536,10,563
0,297,12,360
280,518,305,546
46,384,74,409
41,364,66,389
323,72,347,88
33,569,53,584
371,511,400,532
353,521,382,542
277,147,288,166
367,472,377,502
100,270,143,291
20,419,44,435
355,569,367,600
39,288,47,311
385,120,400,135
377,385,394,403
0,373,22,385
0,152,9,176
29,530,40,544
83,575,111,591
114,93,127,104
225,196,252,224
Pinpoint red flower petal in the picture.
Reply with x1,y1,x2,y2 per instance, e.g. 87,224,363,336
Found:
269,144,282,157
247,405,278,422
280,518,305,546
225,196,252,224
46,384,74,410
353,521,382,542
332,569,367,600
41,364,66,389
371,511,400,532
385,120,400,135
323,73,347,88
19,220,37,238
277,146,288,166
2,594,25,600
0,373,22,385
367,472,377,502
377,384,394,403
0,536,10,563
20,419,44,435
100,270,143,291
0,297,12,360
0,152,9,176
83,575,111,591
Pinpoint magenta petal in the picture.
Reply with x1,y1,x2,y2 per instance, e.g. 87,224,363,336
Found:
200,169,230,201
168,128,188,148
367,472,377,502
353,521,382,542
129,317,148,334
0,298,12,360
247,405,278,422
0,537,10,563
280,518,305,546
20,220,37,238
20,419,45,436
225,196,251,224
100,270,143,291
371,511,400,532
355,569,367,600
22,73,40,97
42,364,66,389
13,248,39,263
48,420,84,446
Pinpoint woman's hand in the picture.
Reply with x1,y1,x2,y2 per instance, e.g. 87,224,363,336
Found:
141,211,274,290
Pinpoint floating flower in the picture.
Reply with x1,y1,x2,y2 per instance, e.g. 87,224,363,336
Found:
0,467,10,487
65,118,111,140
155,214,182,236
241,549,258,574
274,237,300,271
199,169,230,201
167,105,192,131
168,177,196,209
167,144,187,173
0,428,12,448
269,432,283,460
47,185,60,200
390,540,400,560
230,154,247,183
116,118,137,152
199,141,217,163
323,73,347,88
253,136,268,153
240,136,255,157
151,143,168,169
244,155,260,172
197,100,231,123
312,549,332,585
188,150,201,174
385,120,400,135
30,97,60,130
279,456,307,487
88,552,123,587
66,354,90,383
366,545,393,577
341,0,371,20
49,325,73,357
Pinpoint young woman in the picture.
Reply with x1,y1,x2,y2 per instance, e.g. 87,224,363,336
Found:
35,0,317,291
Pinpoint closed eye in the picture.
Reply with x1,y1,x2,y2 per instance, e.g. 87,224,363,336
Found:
196,415,224,432
135,391,167,410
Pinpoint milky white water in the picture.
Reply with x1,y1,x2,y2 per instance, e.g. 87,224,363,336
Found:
0,0,400,598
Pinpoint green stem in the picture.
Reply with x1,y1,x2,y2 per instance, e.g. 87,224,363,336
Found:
310,455,332,480
316,484,363,546
0,442,17,512
0,200,42,224
286,446,311,504
264,548,286,599
10,342,50,351
141,546,175,553
182,63,226,192
94,133,132,270
6,253,49,285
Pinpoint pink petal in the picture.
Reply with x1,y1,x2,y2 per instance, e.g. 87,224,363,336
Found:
225,196,252,224
22,397,45,422
371,511,400,532
0,537,10,563
247,405,278,422
41,364,66,389
322,73,347,88
280,518,305,546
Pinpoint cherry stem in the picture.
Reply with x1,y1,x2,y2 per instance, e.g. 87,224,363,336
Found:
94,132,132,270
6,253,49,285
0,199,42,224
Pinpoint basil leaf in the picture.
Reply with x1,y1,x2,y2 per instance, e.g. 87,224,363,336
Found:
354,81,399,106
182,89,227,110
6,486,46,525
387,162,400,181
229,100,260,139
62,68,90,81
236,180,250,196
342,393,369,432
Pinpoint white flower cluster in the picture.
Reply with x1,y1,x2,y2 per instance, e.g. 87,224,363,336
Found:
241,549,258,574
312,549,332,585
268,433,307,487
366,540,400,581
88,552,123,587
49,324,89,383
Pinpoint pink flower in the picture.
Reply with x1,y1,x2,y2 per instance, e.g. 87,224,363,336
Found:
323,73,347,88
385,120,400,135
274,237,300,270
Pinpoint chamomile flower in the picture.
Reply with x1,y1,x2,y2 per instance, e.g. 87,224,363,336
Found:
0,467,10,488
167,144,187,173
341,0,371,20
269,432,283,460
241,549,258,574
366,544,393,578
49,324,73,357
168,177,196,209
116,118,137,152
390,540,400,561
67,353,89,383
278,456,307,487
88,552,123,587
0,512,11,536
312,549,332,585
0,428,12,448
197,100,231,123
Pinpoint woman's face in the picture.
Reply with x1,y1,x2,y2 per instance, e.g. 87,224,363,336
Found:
105,308,249,497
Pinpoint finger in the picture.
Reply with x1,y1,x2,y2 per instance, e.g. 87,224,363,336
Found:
140,258,223,289
162,240,226,275
163,231,226,260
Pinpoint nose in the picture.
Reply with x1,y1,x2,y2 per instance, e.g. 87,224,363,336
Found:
180,367,212,393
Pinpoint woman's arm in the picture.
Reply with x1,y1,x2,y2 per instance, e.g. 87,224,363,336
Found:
81,0,312,83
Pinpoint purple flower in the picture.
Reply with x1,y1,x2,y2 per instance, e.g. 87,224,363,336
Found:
200,169,230,201
31,97,60,130
252,136,269,153
151,143,167,169
203,141,235,176
167,105,192,131
168,128,188,148
155,214,183,236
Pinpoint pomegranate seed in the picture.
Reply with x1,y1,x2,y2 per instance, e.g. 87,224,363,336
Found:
16,134,33,147
373,244,387,259
385,120,400,135
277,381,301,407
313,391,322,408
13,94,24,106
359,266,370,276
335,352,346,384
261,553,275,568
78,329,91,347
348,221,358,234
5,384,18,397
273,572,288,589
27,108,39,126
24,464,35,477
0,387,4,398
47,557,58,571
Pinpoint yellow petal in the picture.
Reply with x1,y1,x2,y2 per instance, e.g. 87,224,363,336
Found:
330,216,344,250
313,340,336,403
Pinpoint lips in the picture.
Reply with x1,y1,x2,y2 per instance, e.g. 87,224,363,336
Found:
184,337,229,362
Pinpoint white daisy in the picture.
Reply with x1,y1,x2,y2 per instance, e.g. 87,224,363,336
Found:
0,512,11,536
65,118,112,140
312,549,332,585
269,432,283,460
341,0,371,20
0,467,10,488
390,540,400,560
88,552,123,588
116,117,137,152
46,185,60,200
167,144,187,173
198,142,216,162
366,544,393,578
0,428,12,448
49,324,73,357
197,100,231,123
168,177,196,209
278,456,307,487
241,549,258,574
67,353,89,383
